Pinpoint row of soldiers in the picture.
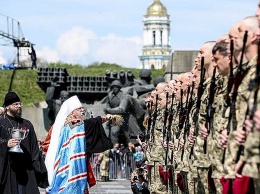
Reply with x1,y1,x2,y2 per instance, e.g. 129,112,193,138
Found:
134,2,260,194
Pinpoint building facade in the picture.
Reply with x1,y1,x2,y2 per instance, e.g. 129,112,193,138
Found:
139,0,171,69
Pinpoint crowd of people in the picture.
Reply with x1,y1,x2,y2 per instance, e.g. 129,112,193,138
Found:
93,142,145,181
128,2,260,194
1,1,260,194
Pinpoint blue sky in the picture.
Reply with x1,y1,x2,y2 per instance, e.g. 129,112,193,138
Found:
0,0,257,68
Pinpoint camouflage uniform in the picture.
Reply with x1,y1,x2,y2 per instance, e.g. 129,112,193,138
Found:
161,103,179,194
183,95,199,194
178,100,191,194
143,114,153,165
174,100,189,194
193,77,213,194
224,58,256,179
242,66,260,192
148,108,167,194
209,76,227,194
98,149,111,181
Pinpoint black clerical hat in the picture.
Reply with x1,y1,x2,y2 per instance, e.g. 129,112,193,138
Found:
4,92,21,107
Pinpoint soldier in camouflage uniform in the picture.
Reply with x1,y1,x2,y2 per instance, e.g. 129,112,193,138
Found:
176,72,195,194
238,3,260,192
240,90,260,194
186,61,202,194
171,73,188,193
193,41,217,194
146,82,168,194
219,16,258,193
168,74,184,194
209,41,231,194
163,79,179,194
98,149,112,182
233,9,260,193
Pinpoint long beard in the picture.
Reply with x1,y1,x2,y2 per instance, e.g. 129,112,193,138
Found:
10,108,22,118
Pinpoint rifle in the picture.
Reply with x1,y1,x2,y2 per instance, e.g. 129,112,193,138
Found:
222,30,248,164
150,94,158,143
176,89,184,139
181,81,195,161
203,67,217,154
221,39,234,163
148,95,158,184
164,92,175,192
235,36,260,163
163,92,169,143
146,101,153,140
189,57,206,159
224,39,234,109
169,92,184,194
165,92,176,164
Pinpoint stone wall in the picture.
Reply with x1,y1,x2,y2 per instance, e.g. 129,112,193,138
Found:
23,107,49,141
164,50,198,81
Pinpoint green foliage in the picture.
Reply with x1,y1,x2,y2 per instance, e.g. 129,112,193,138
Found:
0,69,45,107
0,62,165,107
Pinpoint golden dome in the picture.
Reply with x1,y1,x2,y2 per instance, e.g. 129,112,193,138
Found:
146,0,168,16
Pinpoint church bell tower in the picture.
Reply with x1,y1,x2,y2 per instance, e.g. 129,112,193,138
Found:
139,0,171,69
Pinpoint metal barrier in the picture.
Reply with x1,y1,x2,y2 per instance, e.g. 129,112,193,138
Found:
90,152,136,180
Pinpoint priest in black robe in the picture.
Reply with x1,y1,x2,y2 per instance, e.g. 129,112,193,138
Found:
0,92,48,194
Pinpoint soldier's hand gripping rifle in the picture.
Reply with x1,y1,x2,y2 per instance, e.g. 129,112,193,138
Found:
222,30,248,164
235,36,260,163
203,67,217,154
189,57,206,159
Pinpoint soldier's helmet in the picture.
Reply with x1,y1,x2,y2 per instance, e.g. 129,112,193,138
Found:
60,90,69,102
60,90,69,98
110,80,123,88
153,76,165,87
139,69,152,78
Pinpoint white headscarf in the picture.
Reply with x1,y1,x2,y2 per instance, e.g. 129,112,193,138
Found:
45,95,82,185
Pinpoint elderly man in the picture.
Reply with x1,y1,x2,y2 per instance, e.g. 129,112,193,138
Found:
44,95,121,193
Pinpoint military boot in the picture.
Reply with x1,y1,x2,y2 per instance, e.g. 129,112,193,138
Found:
100,176,105,182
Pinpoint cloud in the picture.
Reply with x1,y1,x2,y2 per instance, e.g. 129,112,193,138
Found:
38,27,143,68
0,50,6,64
88,34,142,68
37,47,59,63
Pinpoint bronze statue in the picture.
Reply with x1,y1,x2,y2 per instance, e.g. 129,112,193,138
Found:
45,77,69,124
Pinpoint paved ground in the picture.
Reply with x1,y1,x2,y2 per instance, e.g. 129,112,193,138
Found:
39,179,132,194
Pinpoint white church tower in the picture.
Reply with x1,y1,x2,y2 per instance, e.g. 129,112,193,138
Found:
139,0,171,69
